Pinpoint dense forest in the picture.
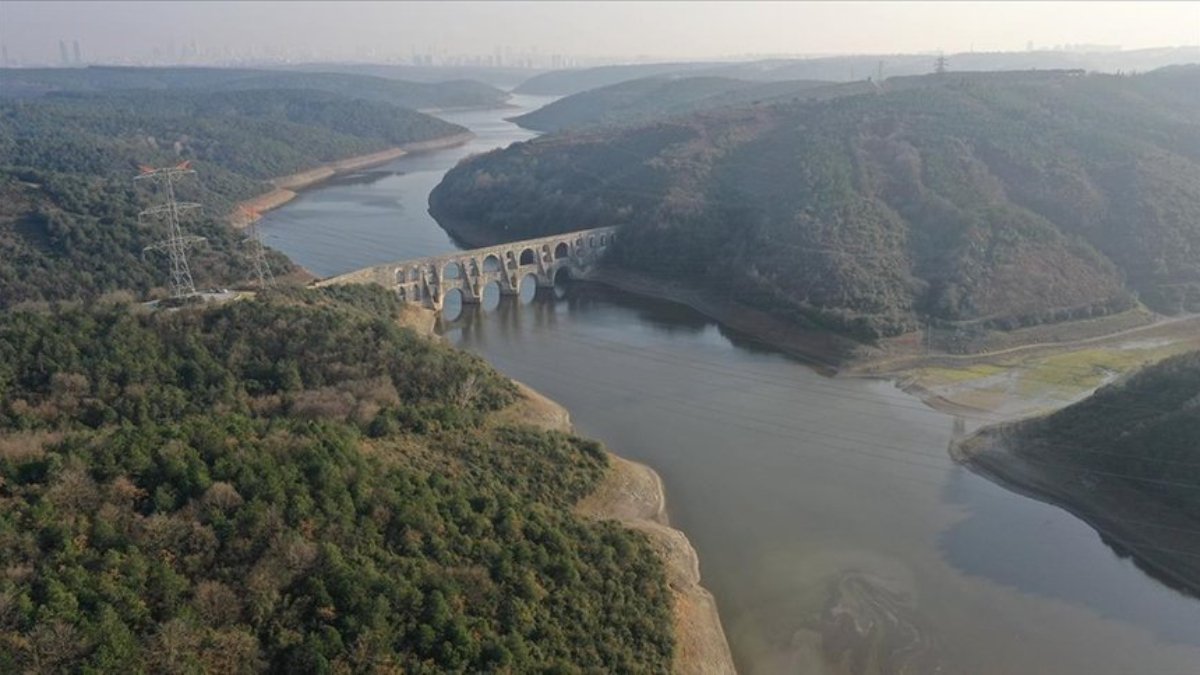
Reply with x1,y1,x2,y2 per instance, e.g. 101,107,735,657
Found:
0,286,675,672
0,66,509,109
511,76,838,132
433,67,1200,340
0,87,465,307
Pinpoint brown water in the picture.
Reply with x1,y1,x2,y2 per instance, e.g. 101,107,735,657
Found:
260,99,1200,674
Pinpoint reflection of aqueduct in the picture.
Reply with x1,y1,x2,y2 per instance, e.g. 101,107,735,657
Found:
315,226,620,309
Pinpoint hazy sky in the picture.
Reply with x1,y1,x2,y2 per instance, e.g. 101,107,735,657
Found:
1,1,1197,65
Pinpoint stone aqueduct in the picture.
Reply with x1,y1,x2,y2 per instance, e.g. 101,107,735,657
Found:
315,226,621,309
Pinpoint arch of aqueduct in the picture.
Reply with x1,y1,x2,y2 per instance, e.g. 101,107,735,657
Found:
315,226,620,309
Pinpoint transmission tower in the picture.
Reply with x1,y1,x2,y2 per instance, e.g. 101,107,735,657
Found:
136,161,206,298
934,54,948,75
239,206,275,289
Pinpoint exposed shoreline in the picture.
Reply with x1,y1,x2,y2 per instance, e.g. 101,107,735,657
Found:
231,131,475,227
507,382,736,675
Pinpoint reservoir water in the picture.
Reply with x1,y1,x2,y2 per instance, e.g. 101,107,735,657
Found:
259,97,1200,674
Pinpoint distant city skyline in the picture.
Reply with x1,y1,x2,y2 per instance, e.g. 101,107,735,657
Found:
0,1,1197,67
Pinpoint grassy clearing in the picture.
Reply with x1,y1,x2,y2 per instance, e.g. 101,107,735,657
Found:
1013,345,1184,390
907,331,1200,418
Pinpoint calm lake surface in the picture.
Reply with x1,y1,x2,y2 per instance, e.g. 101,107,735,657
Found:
260,96,1200,674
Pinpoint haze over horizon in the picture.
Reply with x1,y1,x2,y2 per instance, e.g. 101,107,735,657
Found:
1,0,1197,67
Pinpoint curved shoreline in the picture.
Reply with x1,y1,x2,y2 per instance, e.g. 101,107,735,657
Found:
501,381,736,674
953,431,1200,599
232,131,475,227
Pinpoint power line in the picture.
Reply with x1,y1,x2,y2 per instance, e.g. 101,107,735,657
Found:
458,334,1200,556
240,206,275,289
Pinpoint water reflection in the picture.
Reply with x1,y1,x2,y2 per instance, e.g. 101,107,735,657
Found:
321,169,401,187
938,467,1200,646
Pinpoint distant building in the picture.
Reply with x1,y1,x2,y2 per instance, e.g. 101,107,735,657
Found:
72,40,81,64
59,39,69,65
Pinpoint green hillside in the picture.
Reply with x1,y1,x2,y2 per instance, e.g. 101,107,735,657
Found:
0,66,509,109
0,88,465,307
0,286,674,672
511,76,835,132
433,68,1200,340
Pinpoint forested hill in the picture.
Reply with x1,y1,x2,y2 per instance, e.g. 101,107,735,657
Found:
0,66,509,109
0,88,464,307
511,76,837,132
432,67,1200,340
0,286,674,672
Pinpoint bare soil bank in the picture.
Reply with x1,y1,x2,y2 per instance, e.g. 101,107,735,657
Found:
497,383,736,674
506,382,736,674
232,132,475,227
953,432,1200,598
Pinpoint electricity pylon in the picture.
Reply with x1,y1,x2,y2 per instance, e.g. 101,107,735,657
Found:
239,205,275,289
136,161,205,298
